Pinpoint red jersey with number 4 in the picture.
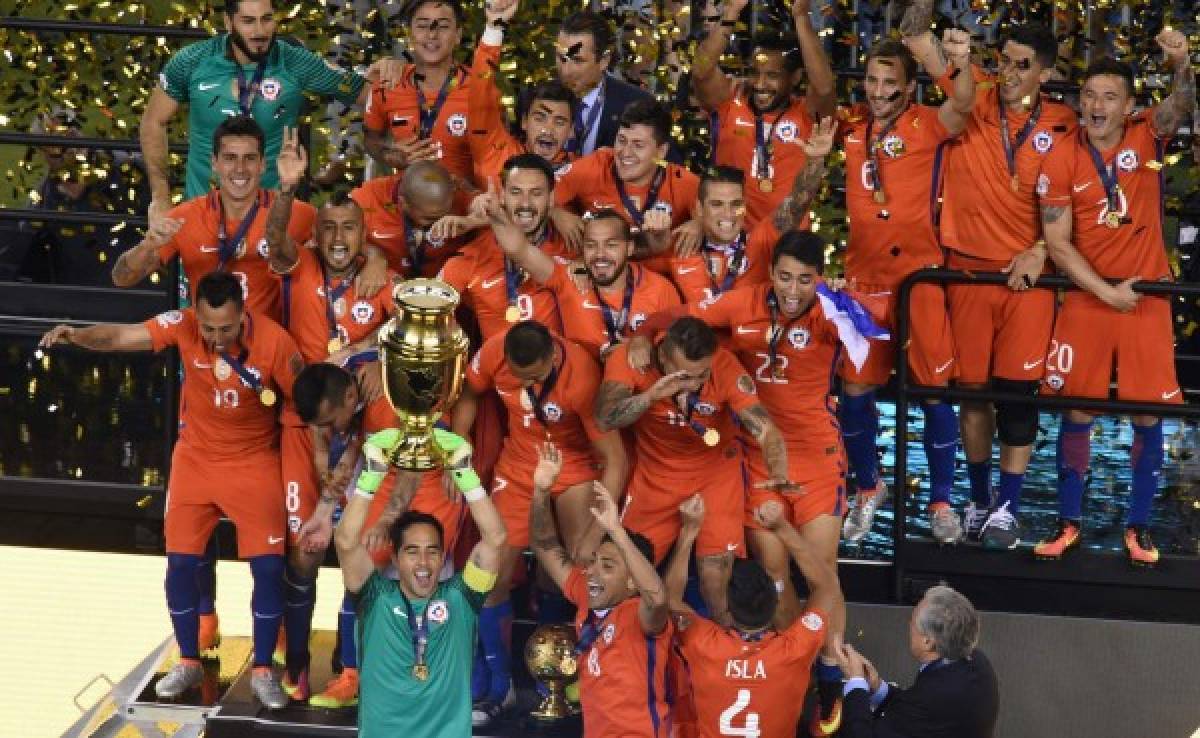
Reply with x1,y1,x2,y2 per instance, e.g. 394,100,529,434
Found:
363,66,475,183
710,85,815,227
564,567,673,738
602,342,759,474
466,330,604,467
157,191,316,320
1037,113,1171,281
678,609,826,738
144,308,301,461
840,103,952,284
554,149,699,229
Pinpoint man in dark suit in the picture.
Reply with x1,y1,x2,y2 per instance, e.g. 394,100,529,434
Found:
835,585,1000,738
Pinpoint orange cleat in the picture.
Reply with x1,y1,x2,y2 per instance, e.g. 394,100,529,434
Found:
272,628,287,668
282,668,310,702
310,667,360,709
1034,519,1081,560
1124,526,1159,567
809,694,842,737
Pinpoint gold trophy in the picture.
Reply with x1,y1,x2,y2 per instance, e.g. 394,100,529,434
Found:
378,279,469,470
525,624,581,721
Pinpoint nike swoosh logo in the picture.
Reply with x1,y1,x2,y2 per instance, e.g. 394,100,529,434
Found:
736,326,759,335
1072,182,1092,193
371,230,400,240
934,360,953,374
582,301,603,310
481,276,504,289
198,82,219,91
267,536,284,544
1023,358,1044,370
676,266,698,275
846,136,862,143
193,359,213,369
734,117,754,127
199,246,219,253
1162,389,1181,400
592,201,609,210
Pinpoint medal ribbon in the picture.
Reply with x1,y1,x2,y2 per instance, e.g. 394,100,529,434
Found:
766,289,801,377
321,264,359,346
235,53,270,116
611,164,666,228
328,425,358,470
1082,129,1123,216
997,94,1042,186
574,608,612,655
568,82,606,155
523,345,562,430
864,108,905,200
595,268,636,346
753,107,788,181
683,390,714,442
416,69,458,139
401,592,437,675
504,258,524,316
703,232,747,295
216,196,262,270
219,347,265,395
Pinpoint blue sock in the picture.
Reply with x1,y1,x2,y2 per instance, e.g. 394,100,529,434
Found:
479,600,513,702
472,640,490,701
283,564,316,678
338,591,358,670
996,471,1025,515
165,554,202,659
1128,422,1163,527
921,402,959,506
249,555,286,668
967,461,993,508
1056,419,1093,521
536,587,576,624
197,537,217,615
840,392,880,492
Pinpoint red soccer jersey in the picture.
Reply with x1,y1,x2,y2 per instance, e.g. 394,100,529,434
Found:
710,84,815,228
668,219,779,304
157,191,316,321
564,567,673,738
275,248,396,364
438,229,568,341
544,261,681,360
554,149,699,229
1038,113,1171,281
350,174,471,278
363,65,475,183
840,103,952,285
144,308,301,461
603,342,759,474
936,75,1079,261
677,609,827,738
466,329,604,466
691,284,842,445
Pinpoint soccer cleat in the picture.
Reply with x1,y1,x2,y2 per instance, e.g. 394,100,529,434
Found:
963,502,990,542
251,667,289,710
198,613,221,655
272,629,287,668
282,668,310,702
808,694,843,737
471,698,503,728
929,503,963,544
309,668,359,709
155,659,204,699
980,501,1021,550
1034,519,1081,560
842,479,889,543
1124,526,1160,567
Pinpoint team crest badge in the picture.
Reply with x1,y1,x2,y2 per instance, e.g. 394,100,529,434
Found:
260,78,282,102
427,600,450,624
788,327,810,349
801,612,824,632
880,134,905,158
256,238,269,259
694,401,718,416
446,113,468,137
775,120,799,143
602,623,616,644
155,310,184,327
1032,131,1053,154
542,402,563,422
1116,149,1139,172
351,300,375,325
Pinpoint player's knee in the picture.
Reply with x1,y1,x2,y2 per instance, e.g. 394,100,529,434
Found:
164,554,202,607
994,379,1040,447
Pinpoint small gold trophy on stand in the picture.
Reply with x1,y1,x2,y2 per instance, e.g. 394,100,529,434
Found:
378,279,470,470
525,624,581,721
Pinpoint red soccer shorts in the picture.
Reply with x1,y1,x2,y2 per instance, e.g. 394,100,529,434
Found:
1043,291,1181,404
165,443,286,558
840,280,956,387
280,423,320,547
946,252,1055,384
622,445,747,562
744,436,847,529
491,450,600,548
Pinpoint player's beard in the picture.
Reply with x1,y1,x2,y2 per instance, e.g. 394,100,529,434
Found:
587,259,626,288
230,27,274,62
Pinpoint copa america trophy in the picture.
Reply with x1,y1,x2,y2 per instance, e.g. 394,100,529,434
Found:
525,624,581,721
378,279,469,470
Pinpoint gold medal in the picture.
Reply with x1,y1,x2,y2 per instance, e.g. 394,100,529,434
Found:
872,189,886,204
1010,175,1020,193
505,305,521,323
1145,160,1163,171
327,336,344,354
214,358,232,381
1105,211,1121,229
412,663,430,681
702,428,720,447
758,178,773,193
259,387,277,406
559,655,577,674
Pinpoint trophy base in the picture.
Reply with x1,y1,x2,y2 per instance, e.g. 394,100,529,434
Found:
527,692,579,722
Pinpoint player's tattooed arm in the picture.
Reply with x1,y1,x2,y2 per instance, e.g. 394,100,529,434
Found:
530,447,574,589
40,322,154,352
774,154,827,232
897,0,934,38
594,380,653,431
112,236,167,287
1040,205,1067,224
738,404,796,491
265,187,299,274
1152,31,1195,139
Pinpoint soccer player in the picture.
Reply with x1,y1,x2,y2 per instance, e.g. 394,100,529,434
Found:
114,117,321,320
140,0,402,209
903,18,1078,549
450,320,627,718
690,0,836,227
667,495,836,738
837,33,977,545
468,0,578,188
336,427,505,738
439,154,569,340
488,206,681,361
1033,36,1193,567
39,271,303,708
364,0,475,184
529,444,672,738
595,316,796,621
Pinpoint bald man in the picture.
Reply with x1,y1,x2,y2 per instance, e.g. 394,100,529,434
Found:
350,160,479,278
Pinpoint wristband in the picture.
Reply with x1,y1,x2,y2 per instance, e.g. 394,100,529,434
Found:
462,486,487,502
451,467,483,493
354,487,376,500
355,469,386,495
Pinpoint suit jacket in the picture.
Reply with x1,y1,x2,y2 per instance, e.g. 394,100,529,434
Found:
841,649,1000,738
592,75,654,151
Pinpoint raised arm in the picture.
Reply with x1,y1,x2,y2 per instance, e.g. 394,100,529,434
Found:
112,222,176,287
1150,29,1194,139
793,0,836,120
266,127,307,274
898,0,947,78
39,322,154,353
773,117,834,232
570,430,629,564
1042,202,1140,313
691,0,747,109
755,500,840,623
139,87,180,231
937,29,977,135
591,482,668,635
736,404,798,492
530,441,574,588
434,429,506,576
593,370,691,432
665,494,704,614
481,187,556,282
